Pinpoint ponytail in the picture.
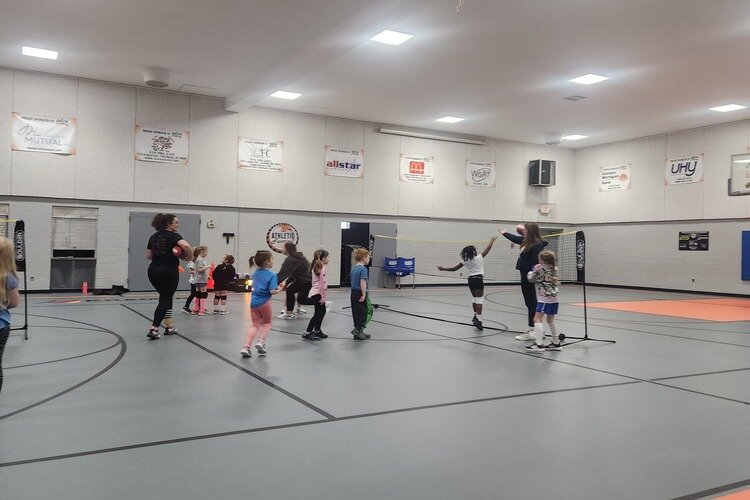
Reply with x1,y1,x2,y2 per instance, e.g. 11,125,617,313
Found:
249,250,272,269
309,249,329,276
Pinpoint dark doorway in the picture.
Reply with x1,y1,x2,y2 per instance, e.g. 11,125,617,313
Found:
340,222,370,287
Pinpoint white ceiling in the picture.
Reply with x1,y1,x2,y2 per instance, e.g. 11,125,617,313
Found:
3,0,750,147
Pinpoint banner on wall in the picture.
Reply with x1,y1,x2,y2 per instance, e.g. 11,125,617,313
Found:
665,154,703,185
238,138,283,171
324,147,364,178
12,113,77,154
678,231,709,251
399,154,434,184
599,164,631,191
466,161,496,187
135,126,189,164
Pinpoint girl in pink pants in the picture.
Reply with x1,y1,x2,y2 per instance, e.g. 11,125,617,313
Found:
241,250,286,357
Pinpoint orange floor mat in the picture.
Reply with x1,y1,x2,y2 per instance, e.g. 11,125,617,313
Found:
716,489,750,499
573,298,750,322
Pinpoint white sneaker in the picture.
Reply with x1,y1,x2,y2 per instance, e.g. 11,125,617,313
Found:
325,301,332,310
255,342,267,355
296,307,307,314
240,346,251,358
277,312,295,319
515,330,536,341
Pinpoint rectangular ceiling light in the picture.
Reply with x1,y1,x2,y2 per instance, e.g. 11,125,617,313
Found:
561,134,588,141
22,46,58,60
370,30,413,46
436,116,464,123
569,73,609,85
710,104,746,112
270,91,301,100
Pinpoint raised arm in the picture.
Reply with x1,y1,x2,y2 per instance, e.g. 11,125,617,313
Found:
498,229,524,245
437,262,464,272
481,236,498,257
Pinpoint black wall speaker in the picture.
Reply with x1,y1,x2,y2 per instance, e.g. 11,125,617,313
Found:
529,160,555,186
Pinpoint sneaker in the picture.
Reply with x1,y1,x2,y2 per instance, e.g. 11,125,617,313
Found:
515,330,536,341
146,330,160,340
301,332,320,341
277,312,295,319
255,342,267,355
325,301,333,310
191,310,199,315
163,327,178,336
472,316,483,331
525,343,548,352
182,307,191,314
352,329,368,340
364,332,371,339
198,311,206,316
220,310,228,315
546,342,563,351
213,310,220,315
296,307,307,314
240,346,252,358
312,329,328,339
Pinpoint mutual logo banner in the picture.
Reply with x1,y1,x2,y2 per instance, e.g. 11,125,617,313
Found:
12,113,76,154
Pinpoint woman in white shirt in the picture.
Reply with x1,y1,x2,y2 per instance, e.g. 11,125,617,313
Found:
437,237,497,331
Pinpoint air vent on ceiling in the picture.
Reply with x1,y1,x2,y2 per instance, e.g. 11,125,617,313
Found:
177,84,217,94
563,95,587,101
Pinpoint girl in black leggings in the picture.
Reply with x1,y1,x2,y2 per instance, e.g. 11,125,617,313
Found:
499,222,547,340
145,214,192,340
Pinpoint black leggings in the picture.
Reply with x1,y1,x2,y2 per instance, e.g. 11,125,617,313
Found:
0,326,9,395
148,265,179,328
285,282,316,311
351,290,367,330
520,271,537,327
306,294,326,332
184,284,196,309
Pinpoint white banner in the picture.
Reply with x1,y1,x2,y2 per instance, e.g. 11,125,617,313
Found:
599,164,631,191
466,161,496,187
238,138,283,171
135,126,189,164
400,154,434,184
665,154,703,185
12,113,76,154
324,147,364,178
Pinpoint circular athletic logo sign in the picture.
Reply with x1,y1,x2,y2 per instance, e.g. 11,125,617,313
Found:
266,223,299,253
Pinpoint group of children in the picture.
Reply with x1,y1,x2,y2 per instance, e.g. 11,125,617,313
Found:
438,223,563,352
182,247,237,316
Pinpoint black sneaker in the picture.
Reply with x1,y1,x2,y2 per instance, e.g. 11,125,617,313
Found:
312,330,328,339
182,307,191,314
546,342,562,351
146,330,160,340
301,332,320,341
525,343,547,352
164,327,178,335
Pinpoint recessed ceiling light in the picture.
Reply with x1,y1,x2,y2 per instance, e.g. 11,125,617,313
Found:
22,46,58,60
436,116,464,123
569,74,609,85
270,91,301,100
710,104,746,112
561,134,588,141
370,30,413,46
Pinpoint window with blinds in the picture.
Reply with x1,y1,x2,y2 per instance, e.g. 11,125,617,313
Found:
52,206,98,258
0,204,9,239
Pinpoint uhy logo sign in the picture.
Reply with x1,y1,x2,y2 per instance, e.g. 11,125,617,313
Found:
671,160,697,176
666,154,703,184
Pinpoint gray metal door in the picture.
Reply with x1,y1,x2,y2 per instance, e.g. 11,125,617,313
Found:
369,222,397,288
127,212,201,291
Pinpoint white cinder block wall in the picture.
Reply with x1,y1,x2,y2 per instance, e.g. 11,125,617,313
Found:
0,69,570,290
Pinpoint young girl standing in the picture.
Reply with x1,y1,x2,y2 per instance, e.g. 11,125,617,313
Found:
0,237,20,395
525,250,561,352
182,260,196,314
302,249,330,341
192,245,210,316
437,237,497,331
211,255,236,315
241,250,286,357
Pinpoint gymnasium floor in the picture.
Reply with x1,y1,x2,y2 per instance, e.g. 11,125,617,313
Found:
1,285,749,500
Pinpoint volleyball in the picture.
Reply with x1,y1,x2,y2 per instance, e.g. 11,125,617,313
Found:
172,245,189,260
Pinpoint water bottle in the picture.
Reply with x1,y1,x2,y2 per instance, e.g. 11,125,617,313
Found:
82,281,89,294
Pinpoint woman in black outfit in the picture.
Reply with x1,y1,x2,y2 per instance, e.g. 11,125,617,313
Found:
276,243,315,319
499,222,547,340
146,213,192,340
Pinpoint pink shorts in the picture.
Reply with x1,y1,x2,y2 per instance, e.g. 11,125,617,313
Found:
250,302,273,326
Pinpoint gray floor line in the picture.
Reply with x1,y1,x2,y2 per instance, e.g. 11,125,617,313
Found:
5,342,120,370
651,366,750,382
672,476,750,500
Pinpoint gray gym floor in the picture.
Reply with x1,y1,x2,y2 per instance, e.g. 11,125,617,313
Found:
1,286,749,500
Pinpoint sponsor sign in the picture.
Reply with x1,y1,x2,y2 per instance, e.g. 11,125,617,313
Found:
266,223,299,253
238,138,283,171
679,231,709,251
599,165,631,191
466,161,496,187
12,113,76,154
399,154,434,183
666,154,703,185
135,126,189,164
324,147,364,178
